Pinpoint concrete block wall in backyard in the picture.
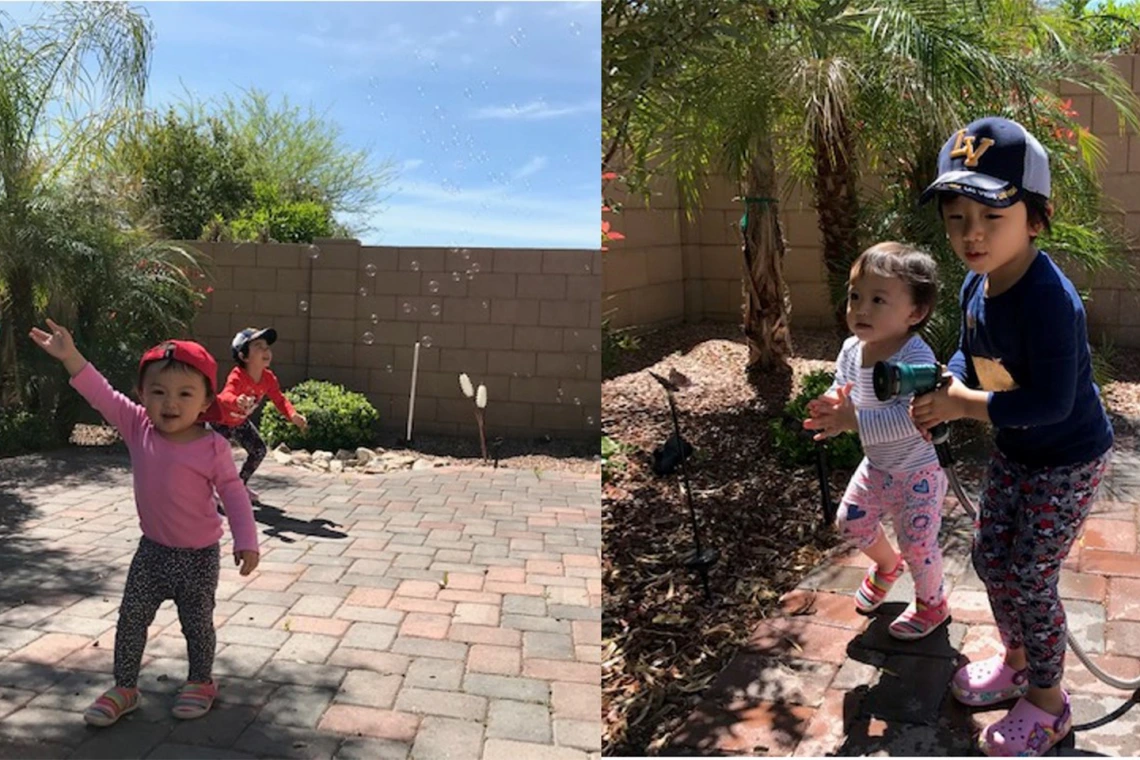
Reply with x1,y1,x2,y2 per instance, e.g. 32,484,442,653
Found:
188,240,602,439
603,54,1140,345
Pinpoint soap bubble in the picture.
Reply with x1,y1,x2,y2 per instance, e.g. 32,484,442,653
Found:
451,271,461,282
362,332,375,345
402,302,414,314
482,300,489,309
307,245,320,259
359,287,368,297
385,364,393,373
586,416,595,426
574,397,581,406
370,313,379,324
470,262,481,273
410,260,420,272
430,303,441,317
365,263,377,277
428,280,440,294
421,335,433,348
461,248,471,260
299,300,309,312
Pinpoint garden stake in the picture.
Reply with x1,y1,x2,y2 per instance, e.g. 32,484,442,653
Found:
406,340,421,443
648,371,719,603
814,441,838,527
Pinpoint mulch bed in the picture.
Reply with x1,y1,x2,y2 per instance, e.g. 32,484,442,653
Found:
601,321,1140,756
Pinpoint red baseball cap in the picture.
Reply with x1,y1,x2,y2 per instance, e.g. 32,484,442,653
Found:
138,340,223,422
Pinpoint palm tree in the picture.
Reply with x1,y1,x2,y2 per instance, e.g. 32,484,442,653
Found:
604,0,795,371
777,0,1140,328
0,2,150,406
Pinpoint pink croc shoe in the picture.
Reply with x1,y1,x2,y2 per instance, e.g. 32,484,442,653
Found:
950,655,1029,707
978,692,1072,757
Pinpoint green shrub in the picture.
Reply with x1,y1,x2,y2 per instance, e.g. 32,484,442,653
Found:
0,406,60,457
259,380,379,452
602,318,640,375
769,370,863,470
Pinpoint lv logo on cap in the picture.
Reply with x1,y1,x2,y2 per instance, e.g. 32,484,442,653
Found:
949,129,995,167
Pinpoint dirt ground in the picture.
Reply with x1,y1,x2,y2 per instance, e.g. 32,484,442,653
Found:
601,322,1140,756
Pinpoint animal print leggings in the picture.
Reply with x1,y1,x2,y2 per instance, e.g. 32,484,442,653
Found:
973,449,1109,688
114,536,220,688
212,418,267,484
838,459,949,606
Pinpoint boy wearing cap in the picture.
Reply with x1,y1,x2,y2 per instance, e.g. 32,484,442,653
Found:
29,319,260,726
213,327,308,503
909,117,1112,756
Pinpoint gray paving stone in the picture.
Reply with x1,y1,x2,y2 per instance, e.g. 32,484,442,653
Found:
487,699,552,743
27,670,107,712
411,716,485,760
553,718,601,751
213,644,277,678
69,717,173,758
501,614,572,634
395,687,487,721
233,722,340,759
333,736,411,760
523,632,575,661
390,637,467,661
404,657,464,691
462,674,550,704
259,684,336,728
275,632,340,664
166,704,260,747
335,669,402,709
216,625,289,649
342,622,398,651
503,596,547,617
146,743,258,759
257,661,347,689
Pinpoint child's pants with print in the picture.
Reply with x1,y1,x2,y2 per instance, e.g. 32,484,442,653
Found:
973,449,1108,688
838,459,948,605
212,419,267,484
114,536,220,688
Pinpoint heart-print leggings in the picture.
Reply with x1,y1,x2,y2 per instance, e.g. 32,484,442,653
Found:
972,448,1109,688
838,459,949,606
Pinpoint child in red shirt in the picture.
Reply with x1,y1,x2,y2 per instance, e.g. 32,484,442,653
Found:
213,327,307,503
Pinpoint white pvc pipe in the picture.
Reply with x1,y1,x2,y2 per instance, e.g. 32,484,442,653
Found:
406,341,421,442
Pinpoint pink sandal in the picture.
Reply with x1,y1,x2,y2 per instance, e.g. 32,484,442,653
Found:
171,680,218,719
978,692,1072,757
951,655,1029,706
854,559,906,613
888,598,949,640
83,686,140,727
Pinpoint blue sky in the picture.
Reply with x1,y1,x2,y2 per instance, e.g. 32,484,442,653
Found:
11,1,601,249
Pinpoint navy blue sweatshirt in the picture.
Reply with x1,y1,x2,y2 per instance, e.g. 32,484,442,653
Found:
947,251,1113,468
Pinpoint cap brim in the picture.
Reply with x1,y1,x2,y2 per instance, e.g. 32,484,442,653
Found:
919,170,1021,208
249,328,277,345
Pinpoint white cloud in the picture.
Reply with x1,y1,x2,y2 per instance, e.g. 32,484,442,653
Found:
360,179,595,249
512,156,548,180
470,99,597,121
493,7,512,26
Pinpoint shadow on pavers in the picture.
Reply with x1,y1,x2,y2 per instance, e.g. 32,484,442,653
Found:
0,450,122,604
252,502,348,543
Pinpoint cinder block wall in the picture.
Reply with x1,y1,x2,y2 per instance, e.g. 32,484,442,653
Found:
188,240,602,439
604,54,1140,345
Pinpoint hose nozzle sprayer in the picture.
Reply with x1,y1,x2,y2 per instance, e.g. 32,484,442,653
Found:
873,361,951,463
864,361,1140,692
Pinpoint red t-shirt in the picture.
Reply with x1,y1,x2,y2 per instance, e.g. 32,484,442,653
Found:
214,366,296,427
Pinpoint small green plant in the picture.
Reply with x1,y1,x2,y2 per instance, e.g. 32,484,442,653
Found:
602,318,640,375
769,370,862,470
602,434,631,483
260,379,379,452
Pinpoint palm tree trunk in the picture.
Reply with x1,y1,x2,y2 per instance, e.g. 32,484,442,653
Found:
811,118,861,332
0,265,33,408
740,142,793,371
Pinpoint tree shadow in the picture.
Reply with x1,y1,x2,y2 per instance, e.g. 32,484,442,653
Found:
0,449,125,605
251,502,348,544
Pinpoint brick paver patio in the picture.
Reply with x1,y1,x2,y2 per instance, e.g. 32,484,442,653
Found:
670,449,1140,756
0,448,601,759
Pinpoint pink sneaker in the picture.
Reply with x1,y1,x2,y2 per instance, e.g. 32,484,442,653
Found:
888,598,949,640
978,692,1072,757
950,655,1029,706
854,559,906,613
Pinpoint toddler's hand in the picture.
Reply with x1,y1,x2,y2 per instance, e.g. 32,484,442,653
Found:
291,412,308,432
235,550,260,576
237,394,257,414
28,319,76,361
804,382,856,441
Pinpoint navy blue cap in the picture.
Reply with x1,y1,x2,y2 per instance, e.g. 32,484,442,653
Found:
920,117,1050,208
231,327,277,362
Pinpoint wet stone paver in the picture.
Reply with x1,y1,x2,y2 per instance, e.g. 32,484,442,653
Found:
670,449,1140,756
0,448,601,760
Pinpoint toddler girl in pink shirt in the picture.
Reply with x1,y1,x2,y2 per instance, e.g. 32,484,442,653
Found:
30,319,260,726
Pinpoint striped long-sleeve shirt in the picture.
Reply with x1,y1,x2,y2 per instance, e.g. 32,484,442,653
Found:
829,334,939,472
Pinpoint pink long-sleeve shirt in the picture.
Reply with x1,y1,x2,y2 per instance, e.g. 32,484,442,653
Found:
70,362,259,554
